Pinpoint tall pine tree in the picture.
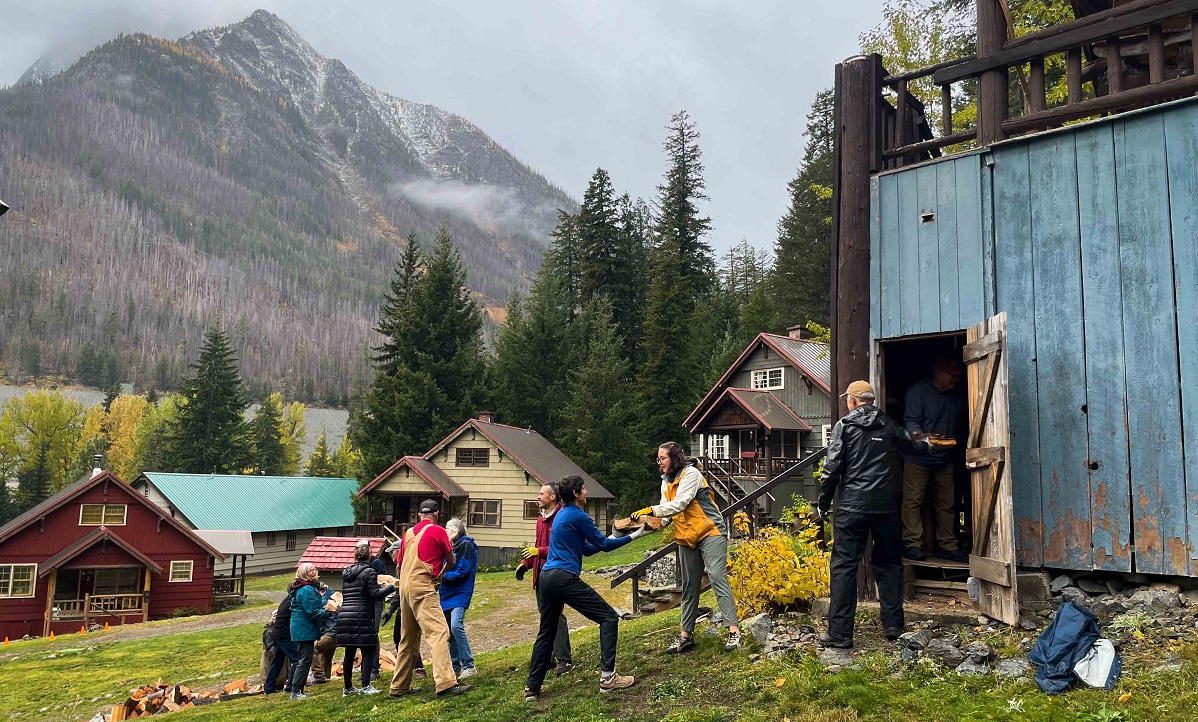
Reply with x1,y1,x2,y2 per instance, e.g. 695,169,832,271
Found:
305,433,337,477
373,233,421,377
577,168,621,305
171,325,252,474
249,393,286,475
771,89,834,327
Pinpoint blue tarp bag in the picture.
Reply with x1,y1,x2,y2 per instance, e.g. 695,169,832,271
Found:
1028,601,1117,694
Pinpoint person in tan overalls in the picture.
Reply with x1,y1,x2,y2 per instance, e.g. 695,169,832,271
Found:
388,499,471,698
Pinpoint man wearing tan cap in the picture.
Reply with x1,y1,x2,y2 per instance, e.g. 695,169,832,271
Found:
816,380,939,648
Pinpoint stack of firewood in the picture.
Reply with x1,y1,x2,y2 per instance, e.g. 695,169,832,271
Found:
104,678,258,720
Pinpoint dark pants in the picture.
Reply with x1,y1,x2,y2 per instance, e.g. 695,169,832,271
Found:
264,639,299,693
536,583,572,664
827,510,904,641
527,569,617,692
289,640,315,694
342,644,378,690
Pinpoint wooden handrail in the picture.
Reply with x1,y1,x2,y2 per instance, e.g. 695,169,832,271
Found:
610,447,827,589
934,0,1198,85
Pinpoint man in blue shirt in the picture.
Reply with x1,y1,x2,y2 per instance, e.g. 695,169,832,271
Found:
524,475,649,700
902,358,967,562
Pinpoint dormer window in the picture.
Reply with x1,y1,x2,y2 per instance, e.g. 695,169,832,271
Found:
751,368,784,391
80,504,127,526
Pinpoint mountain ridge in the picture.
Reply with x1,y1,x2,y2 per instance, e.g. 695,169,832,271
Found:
0,10,576,404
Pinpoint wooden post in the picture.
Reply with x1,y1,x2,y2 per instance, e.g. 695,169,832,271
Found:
1067,49,1083,104
239,554,246,597
43,570,57,637
977,0,1009,144
142,567,151,623
83,593,90,631
833,55,880,603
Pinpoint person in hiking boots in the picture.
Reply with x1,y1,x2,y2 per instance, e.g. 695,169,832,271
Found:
517,482,575,677
338,540,396,696
440,518,478,679
901,358,968,563
389,499,472,698
288,563,332,700
524,475,649,701
816,381,939,649
632,442,742,654
261,610,292,693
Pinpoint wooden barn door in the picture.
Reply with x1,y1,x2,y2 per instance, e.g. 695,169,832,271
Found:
964,312,1018,625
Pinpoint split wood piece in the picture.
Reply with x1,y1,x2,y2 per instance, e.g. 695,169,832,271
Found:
221,678,248,695
612,516,664,532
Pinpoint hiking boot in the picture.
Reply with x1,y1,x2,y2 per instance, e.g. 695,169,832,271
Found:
458,666,477,679
523,687,541,701
289,692,309,700
360,685,381,695
903,546,926,561
936,547,968,563
436,684,472,697
413,667,427,680
724,630,742,651
666,635,696,654
343,688,360,697
884,627,904,642
818,631,853,649
554,660,576,676
599,671,635,692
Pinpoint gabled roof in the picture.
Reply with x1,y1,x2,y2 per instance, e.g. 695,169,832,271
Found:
300,536,386,571
423,419,614,499
683,333,831,430
39,526,164,577
692,388,814,433
358,456,469,498
0,471,224,560
136,473,358,534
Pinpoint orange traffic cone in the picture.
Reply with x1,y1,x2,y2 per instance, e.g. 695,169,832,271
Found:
80,626,87,635
103,622,110,631
3,637,9,646
48,631,55,640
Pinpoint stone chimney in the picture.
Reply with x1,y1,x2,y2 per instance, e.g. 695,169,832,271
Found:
90,454,104,479
787,324,812,341
477,411,495,424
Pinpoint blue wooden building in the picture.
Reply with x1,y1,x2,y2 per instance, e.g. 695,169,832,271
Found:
867,96,1198,580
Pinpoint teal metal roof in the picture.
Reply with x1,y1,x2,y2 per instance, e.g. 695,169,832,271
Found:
139,473,358,533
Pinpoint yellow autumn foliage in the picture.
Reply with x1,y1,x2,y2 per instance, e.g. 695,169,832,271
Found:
728,508,830,617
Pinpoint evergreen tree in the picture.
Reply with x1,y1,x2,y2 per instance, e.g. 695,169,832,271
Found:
612,193,651,364
0,483,16,525
17,447,53,511
577,168,622,305
250,393,286,475
657,110,715,300
350,366,447,478
171,325,252,474
305,433,337,477
102,383,120,413
372,233,421,376
559,299,649,506
331,435,363,479
132,392,184,474
544,211,582,316
77,343,100,386
771,89,835,327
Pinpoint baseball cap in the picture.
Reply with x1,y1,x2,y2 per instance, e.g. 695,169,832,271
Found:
840,380,875,400
419,499,440,514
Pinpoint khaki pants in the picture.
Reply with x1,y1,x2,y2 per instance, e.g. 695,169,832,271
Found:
311,634,337,683
901,463,958,550
390,525,456,695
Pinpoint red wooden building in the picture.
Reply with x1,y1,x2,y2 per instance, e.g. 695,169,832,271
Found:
0,470,224,639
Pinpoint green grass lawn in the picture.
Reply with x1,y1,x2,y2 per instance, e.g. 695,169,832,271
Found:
6,604,1196,722
582,534,662,570
244,573,295,592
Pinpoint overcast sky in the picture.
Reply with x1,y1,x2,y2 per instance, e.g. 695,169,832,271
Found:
0,0,884,257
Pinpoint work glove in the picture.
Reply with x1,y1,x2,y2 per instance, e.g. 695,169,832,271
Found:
520,546,539,560
630,507,654,521
380,610,393,627
515,565,528,582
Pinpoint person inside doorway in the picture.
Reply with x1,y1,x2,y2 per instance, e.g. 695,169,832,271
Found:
901,358,967,562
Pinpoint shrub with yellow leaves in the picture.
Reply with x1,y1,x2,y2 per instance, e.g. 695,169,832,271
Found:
727,509,830,617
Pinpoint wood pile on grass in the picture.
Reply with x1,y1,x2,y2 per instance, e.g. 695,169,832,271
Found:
98,678,258,720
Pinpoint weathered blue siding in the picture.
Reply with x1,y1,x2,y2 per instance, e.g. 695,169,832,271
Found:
870,97,1198,575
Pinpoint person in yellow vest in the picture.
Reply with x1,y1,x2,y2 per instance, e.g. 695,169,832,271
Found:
631,441,741,653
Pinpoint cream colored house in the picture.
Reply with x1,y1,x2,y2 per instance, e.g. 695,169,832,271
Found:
359,414,615,566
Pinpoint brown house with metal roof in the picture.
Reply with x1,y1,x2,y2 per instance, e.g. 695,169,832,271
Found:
358,414,615,566
684,328,832,522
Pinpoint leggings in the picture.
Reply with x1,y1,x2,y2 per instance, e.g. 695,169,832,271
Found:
342,644,378,689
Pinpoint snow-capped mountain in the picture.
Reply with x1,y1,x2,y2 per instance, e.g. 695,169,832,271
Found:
15,56,65,86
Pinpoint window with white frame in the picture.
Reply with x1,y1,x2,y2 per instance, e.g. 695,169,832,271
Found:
0,564,36,598
710,434,729,460
750,368,784,390
169,561,193,583
79,504,127,526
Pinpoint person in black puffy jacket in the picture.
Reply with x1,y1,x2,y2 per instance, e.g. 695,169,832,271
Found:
337,541,396,696
816,380,935,649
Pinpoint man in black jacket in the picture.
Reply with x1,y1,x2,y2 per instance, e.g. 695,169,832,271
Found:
816,380,941,648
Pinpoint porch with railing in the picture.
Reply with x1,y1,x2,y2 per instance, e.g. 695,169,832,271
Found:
53,593,145,623
701,455,805,479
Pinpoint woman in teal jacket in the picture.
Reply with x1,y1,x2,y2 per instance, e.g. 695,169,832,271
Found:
288,563,331,700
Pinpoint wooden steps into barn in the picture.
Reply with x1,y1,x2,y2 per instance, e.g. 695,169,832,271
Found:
903,557,970,601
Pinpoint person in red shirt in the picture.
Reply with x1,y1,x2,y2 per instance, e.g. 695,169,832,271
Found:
389,499,471,698
517,482,573,676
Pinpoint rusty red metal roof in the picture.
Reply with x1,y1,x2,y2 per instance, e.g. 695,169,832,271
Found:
298,536,386,571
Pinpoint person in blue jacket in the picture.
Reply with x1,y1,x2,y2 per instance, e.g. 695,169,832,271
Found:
439,517,478,678
288,562,332,700
524,475,650,700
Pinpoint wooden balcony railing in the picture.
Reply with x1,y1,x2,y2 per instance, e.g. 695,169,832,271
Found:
701,456,806,478
212,577,245,598
877,0,1198,169
54,593,145,621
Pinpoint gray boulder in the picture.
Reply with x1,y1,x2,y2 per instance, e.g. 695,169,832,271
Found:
1129,588,1181,611
994,658,1032,679
819,647,854,667
899,629,934,649
1060,586,1091,606
1077,579,1107,594
925,638,966,667
1050,574,1074,593
743,613,773,644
